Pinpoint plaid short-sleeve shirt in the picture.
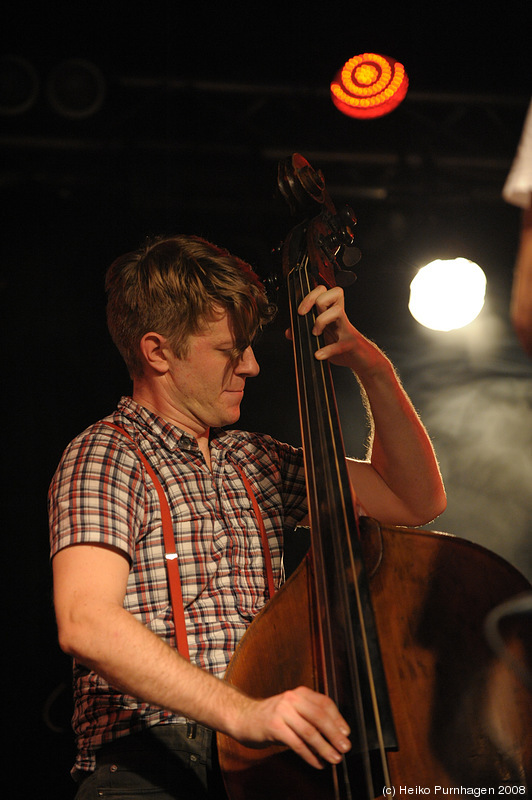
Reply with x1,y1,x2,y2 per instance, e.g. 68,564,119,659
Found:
48,397,307,774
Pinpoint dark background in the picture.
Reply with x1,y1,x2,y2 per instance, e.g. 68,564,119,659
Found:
2,2,531,795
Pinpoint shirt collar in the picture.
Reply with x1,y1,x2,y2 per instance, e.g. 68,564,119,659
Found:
118,396,198,452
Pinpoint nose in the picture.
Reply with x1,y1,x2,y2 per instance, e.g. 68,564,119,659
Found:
237,346,260,377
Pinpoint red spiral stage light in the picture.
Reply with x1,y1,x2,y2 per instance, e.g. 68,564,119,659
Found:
330,53,408,119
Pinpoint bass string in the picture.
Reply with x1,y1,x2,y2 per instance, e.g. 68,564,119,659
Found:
290,258,340,705
289,262,352,800
290,256,392,797
287,260,364,797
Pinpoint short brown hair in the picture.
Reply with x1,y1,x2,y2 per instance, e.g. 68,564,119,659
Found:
105,234,276,378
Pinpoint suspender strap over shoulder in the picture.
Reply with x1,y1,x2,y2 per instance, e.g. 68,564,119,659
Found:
230,461,276,600
101,422,190,660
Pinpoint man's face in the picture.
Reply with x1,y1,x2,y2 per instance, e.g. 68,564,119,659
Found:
164,309,260,433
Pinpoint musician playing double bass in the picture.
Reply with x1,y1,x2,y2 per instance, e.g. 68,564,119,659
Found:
48,233,446,799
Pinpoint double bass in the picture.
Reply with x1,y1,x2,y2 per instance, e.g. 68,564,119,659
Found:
217,154,532,799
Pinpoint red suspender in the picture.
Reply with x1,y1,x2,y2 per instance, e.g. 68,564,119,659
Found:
100,422,275,661
230,461,276,600
102,422,190,660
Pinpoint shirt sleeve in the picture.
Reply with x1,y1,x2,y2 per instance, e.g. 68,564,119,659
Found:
48,427,146,561
503,98,532,209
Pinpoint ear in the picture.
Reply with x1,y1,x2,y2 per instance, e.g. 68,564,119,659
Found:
139,332,171,375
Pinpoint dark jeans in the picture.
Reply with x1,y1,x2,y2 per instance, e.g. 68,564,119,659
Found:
75,723,228,799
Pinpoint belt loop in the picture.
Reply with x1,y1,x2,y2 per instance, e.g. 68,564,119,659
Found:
186,721,197,739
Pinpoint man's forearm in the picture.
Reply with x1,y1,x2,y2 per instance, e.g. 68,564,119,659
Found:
354,358,446,524
59,598,252,736
59,599,352,768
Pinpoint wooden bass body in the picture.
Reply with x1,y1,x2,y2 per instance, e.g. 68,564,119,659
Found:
217,518,532,799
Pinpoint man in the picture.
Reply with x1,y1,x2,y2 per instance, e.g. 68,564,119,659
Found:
49,234,446,799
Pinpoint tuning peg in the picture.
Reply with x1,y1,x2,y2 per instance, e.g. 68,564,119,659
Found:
338,205,358,245
341,244,361,268
336,269,358,288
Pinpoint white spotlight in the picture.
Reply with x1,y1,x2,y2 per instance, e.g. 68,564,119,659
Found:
409,258,487,331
